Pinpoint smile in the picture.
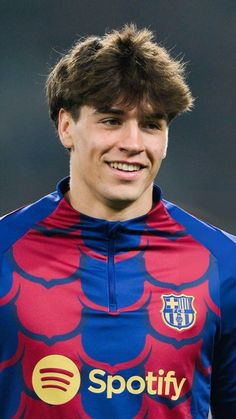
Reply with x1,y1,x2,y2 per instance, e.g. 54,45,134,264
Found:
108,162,142,172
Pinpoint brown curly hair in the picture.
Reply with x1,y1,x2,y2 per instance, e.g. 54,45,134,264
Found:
46,24,194,128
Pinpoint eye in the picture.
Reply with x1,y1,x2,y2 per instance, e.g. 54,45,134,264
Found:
101,118,121,126
142,121,162,130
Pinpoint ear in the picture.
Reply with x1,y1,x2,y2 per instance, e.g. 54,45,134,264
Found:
58,109,74,149
162,131,169,159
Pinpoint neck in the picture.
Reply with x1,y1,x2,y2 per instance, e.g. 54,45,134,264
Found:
65,183,154,221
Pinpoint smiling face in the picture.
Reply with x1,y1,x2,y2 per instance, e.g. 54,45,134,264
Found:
58,104,168,220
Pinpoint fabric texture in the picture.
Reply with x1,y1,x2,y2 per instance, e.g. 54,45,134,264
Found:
0,177,235,418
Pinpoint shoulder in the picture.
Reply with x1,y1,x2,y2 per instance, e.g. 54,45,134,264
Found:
0,190,61,254
162,198,236,262
162,198,236,329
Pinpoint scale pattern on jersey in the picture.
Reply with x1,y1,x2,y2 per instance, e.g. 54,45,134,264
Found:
0,191,221,419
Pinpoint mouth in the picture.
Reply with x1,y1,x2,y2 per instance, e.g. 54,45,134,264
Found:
107,161,144,172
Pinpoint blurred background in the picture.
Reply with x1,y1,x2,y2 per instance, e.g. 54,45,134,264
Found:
1,0,235,233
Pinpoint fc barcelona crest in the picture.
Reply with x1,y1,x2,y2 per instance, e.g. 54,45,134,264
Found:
161,294,196,331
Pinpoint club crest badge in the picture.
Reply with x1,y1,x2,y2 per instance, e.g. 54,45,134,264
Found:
161,294,196,331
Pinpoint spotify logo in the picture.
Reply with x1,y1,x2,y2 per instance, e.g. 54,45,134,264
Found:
33,355,186,405
32,355,81,405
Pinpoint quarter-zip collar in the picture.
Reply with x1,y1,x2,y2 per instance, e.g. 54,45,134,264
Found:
56,176,163,232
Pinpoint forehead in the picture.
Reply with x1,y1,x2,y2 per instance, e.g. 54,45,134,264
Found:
91,101,167,120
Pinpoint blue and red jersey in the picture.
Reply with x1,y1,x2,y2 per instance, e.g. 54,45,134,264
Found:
0,177,235,418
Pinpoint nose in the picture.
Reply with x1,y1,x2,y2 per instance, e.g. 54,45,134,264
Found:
118,121,144,154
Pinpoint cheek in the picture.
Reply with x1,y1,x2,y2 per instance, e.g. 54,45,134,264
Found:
73,139,94,163
148,145,165,163
151,137,168,160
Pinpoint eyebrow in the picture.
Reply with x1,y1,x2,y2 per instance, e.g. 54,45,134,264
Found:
93,107,168,120
143,112,168,121
93,107,125,116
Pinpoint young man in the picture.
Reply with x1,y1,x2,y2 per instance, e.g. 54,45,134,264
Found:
0,25,235,418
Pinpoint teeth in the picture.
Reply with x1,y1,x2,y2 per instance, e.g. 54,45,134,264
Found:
109,162,141,171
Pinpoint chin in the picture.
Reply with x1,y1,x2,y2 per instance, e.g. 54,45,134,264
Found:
104,193,140,209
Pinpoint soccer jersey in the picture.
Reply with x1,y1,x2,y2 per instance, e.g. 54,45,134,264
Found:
0,177,235,418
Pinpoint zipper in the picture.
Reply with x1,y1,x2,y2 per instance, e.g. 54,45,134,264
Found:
107,225,118,313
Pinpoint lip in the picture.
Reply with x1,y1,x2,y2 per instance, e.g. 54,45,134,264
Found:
106,162,145,180
106,160,146,168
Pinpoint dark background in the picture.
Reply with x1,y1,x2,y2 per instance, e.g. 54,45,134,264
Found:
1,0,235,233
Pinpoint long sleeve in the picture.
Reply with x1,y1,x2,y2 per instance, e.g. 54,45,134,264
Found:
211,253,236,417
